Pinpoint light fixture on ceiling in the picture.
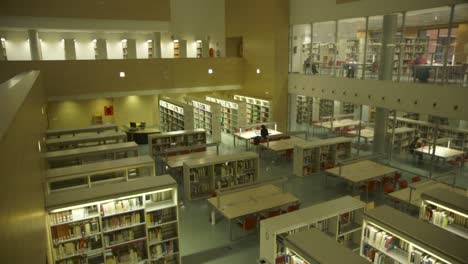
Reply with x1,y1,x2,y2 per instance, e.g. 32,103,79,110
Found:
173,39,179,43
121,39,127,43
0,37,6,41
119,71,126,78
147,39,153,43
196,40,202,43
92,39,97,43
256,68,261,74
434,16,438,20
208,68,213,74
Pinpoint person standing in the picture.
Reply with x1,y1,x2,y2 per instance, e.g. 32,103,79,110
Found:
414,53,430,83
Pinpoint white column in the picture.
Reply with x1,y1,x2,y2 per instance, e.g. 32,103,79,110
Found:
0,38,6,61
28,30,42,60
152,32,162,58
126,39,137,59
95,39,107,60
64,39,76,60
373,14,397,154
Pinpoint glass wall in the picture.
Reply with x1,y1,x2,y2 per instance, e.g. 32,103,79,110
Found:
290,3,468,86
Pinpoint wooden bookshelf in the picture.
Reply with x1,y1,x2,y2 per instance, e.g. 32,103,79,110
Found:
46,176,181,264
259,196,365,264
184,96,221,142
148,129,207,158
233,95,272,124
361,205,468,264
206,96,247,134
46,156,155,194
173,41,180,58
159,97,194,132
46,124,119,139
293,137,352,177
183,152,259,200
420,188,468,240
389,116,468,152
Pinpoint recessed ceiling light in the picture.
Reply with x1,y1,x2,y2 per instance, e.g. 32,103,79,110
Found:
208,68,213,74
120,71,126,78
121,39,127,43
256,69,261,74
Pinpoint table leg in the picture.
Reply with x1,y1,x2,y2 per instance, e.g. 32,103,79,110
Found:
233,135,236,146
211,209,216,226
245,139,249,151
229,218,233,241
366,182,369,203
408,188,413,203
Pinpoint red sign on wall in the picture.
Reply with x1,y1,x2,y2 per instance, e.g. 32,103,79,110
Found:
104,106,114,116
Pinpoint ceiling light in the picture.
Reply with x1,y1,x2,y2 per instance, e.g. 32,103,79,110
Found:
121,39,127,43
256,68,261,74
196,40,202,43
434,16,438,20
173,39,179,43
119,71,126,78
0,37,5,41
208,68,213,74
147,39,153,43
93,39,97,43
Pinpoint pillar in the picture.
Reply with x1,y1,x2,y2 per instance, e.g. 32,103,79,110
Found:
178,40,187,58
202,36,211,58
28,30,42,60
126,39,137,59
152,32,162,58
0,38,6,61
373,14,397,154
95,39,107,60
64,39,76,60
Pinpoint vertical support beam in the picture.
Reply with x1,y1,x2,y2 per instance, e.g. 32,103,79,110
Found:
28,30,42,61
64,39,76,60
153,32,162,58
126,39,137,59
332,20,338,77
429,119,439,178
95,39,107,60
389,110,397,161
397,12,406,82
361,16,369,80
202,36,211,58
357,104,363,156
289,25,293,73
179,40,187,58
0,38,7,61
373,14,397,154
442,5,455,84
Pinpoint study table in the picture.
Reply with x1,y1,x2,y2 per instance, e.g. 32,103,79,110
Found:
346,128,374,144
45,141,139,168
414,145,465,162
259,137,308,153
388,179,466,208
326,160,397,202
207,184,298,240
121,126,161,144
46,124,119,138
45,131,127,151
314,119,361,134
233,129,283,150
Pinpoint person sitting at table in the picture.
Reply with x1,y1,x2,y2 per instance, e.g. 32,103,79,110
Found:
260,125,269,139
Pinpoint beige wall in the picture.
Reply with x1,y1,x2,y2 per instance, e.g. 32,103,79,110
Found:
291,0,465,24
455,23,468,64
226,0,289,130
0,74,48,262
0,0,171,21
0,58,244,99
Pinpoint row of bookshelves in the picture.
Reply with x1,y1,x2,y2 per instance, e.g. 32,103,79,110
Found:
206,96,246,134
159,97,194,132
233,95,272,124
185,96,222,142
148,129,207,157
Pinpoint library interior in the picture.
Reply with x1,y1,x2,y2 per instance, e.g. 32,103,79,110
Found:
2,0,468,263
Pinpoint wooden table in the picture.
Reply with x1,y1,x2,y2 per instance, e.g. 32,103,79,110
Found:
388,180,466,208
414,145,465,162
233,130,282,150
347,128,374,144
46,124,119,138
259,137,308,152
326,160,397,202
315,119,361,130
207,184,298,240
45,141,139,168
46,131,127,151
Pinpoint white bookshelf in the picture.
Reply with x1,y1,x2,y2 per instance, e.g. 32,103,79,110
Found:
282,228,368,264
388,127,416,152
420,188,468,240
361,205,468,264
46,176,181,264
206,96,247,134
184,96,222,142
293,137,352,177
183,152,259,200
46,156,155,194
259,196,365,264
148,129,207,157
159,97,194,132
233,95,272,124
296,95,314,125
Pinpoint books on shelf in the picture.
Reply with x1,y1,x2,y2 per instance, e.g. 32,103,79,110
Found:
233,94,271,124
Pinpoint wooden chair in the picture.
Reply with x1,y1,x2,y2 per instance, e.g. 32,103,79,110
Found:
383,183,394,194
398,179,408,190
411,176,421,183
238,216,257,231
359,180,377,193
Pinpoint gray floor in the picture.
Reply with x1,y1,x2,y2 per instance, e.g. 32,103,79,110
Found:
139,130,467,264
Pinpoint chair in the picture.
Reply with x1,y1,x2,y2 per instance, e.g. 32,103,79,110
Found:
378,176,391,189
281,203,300,214
398,179,408,190
411,176,421,183
393,172,402,185
360,180,377,193
260,209,282,220
238,216,258,231
383,183,394,194
324,163,334,169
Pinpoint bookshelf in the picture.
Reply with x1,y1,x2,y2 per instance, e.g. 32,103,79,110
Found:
184,96,221,142
206,96,247,134
319,99,334,119
148,129,207,157
293,137,352,177
196,41,202,58
233,95,272,124
183,152,259,200
173,41,180,58
148,40,154,58
46,156,155,194
397,37,428,75
122,41,128,59
159,97,194,132
296,95,314,125
420,188,468,240
387,127,416,152
282,228,368,264
259,196,365,264
389,116,468,152
346,39,360,59
361,205,468,264
46,176,180,264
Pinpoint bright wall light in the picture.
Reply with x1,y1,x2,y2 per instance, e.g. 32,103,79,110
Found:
173,39,179,43
208,68,213,74
256,68,261,74
196,40,202,43
121,39,127,43
37,141,42,152
92,39,97,43
0,37,6,41
119,71,126,78
147,39,153,43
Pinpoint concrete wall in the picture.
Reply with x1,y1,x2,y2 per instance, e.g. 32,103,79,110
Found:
225,0,289,130
0,0,171,21
0,72,48,262
0,58,244,99
290,0,465,24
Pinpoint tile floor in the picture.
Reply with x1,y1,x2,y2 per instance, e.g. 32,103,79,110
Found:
139,130,467,264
